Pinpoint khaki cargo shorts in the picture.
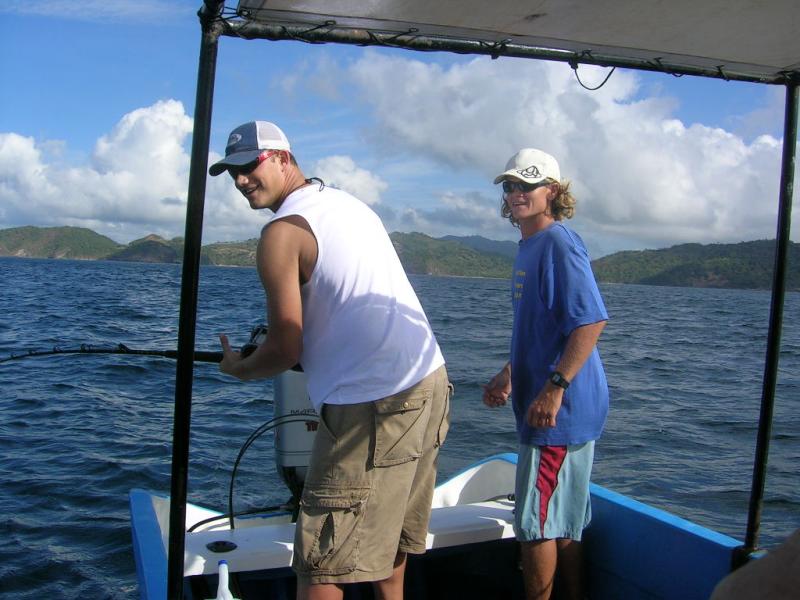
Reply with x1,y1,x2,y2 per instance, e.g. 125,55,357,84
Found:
292,365,451,585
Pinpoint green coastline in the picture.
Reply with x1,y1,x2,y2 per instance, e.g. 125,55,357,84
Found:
1,225,797,291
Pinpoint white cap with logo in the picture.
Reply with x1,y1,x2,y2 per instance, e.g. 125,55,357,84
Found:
493,148,560,185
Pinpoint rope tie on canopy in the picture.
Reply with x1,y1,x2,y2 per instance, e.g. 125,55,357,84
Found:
569,53,616,90
383,27,422,46
650,58,684,78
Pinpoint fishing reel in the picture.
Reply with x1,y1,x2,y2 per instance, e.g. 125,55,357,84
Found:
239,324,304,373
240,324,268,358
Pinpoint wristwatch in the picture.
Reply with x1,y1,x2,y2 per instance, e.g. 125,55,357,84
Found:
549,371,570,390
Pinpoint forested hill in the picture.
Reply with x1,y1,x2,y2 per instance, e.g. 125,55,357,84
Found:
0,225,123,260
0,226,512,278
591,240,799,291
389,232,512,278
1,226,797,290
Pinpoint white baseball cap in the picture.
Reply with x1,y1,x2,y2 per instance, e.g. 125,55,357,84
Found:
493,148,560,185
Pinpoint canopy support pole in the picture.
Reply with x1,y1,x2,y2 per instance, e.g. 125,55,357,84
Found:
735,78,798,568
167,2,224,598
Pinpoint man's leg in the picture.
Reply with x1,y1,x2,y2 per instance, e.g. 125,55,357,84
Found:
555,538,584,600
296,581,343,600
292,401,375,599
297,551,407,600
372,552,407,600
515,442,594,600
294,368,448,599
373,368,448,600
520,539,557,600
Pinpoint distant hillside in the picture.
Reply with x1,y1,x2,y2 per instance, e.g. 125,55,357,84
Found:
0,226,122,259
2,226,798,290
391,232,512,278
591,240,799,291
0,226,512,276
440,235,518,259
106,234,184,263
203,239,259,267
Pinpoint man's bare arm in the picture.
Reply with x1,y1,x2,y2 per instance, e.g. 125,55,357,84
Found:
219,218,315,380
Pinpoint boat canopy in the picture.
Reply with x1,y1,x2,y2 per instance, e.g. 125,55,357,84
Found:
233,0,800,83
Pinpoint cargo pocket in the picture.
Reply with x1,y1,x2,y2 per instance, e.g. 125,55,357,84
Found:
372,382,433,467
295,484,371,576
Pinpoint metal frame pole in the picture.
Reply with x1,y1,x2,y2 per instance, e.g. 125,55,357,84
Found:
167,2,224,598
736,79,798,566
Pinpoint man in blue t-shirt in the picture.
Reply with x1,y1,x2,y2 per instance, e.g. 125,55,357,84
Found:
483,148,609,600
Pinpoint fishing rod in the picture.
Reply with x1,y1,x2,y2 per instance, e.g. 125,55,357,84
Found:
0,343,224,364
0,325,271,365
1,325,269,365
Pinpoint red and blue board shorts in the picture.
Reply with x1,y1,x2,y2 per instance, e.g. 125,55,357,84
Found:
514,441,594,541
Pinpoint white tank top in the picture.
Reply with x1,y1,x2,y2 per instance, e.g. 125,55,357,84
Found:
270,184,445,410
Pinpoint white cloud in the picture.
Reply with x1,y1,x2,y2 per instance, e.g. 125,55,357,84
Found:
383,190,511,240
341,52,797,254
2,51,797,255
0,100,384,245
0,100,203,243
311,155,388,205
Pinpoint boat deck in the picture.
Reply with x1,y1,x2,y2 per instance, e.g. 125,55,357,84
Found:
131,454,743,599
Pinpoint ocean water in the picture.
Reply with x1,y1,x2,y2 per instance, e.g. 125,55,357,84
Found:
0,257,798,599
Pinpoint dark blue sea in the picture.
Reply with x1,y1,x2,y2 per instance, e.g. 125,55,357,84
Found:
0,257,798,599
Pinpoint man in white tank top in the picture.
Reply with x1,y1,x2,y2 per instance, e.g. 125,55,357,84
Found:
210,121,450,600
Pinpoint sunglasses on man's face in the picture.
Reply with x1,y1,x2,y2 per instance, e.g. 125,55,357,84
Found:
502,180,549,194
228,150,279,179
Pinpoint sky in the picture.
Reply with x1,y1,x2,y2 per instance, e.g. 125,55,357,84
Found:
0,1,797,258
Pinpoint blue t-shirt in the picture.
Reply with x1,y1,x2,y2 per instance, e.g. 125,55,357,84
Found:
510,223,609,446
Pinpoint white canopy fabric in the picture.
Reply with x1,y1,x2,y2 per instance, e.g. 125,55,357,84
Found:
236,0,800,83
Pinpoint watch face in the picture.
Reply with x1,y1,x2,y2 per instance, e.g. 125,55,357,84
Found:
550,372,569,388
